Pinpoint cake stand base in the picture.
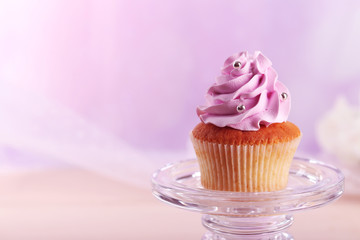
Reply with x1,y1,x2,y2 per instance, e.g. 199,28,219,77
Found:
152,157,344,239
202,214,293,240
203,231,293,240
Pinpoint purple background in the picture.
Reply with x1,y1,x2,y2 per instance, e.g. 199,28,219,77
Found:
1,1,360,172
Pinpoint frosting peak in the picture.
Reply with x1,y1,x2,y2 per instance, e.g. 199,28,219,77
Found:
197,51,290,131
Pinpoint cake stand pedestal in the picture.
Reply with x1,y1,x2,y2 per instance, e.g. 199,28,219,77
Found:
152,157,344,240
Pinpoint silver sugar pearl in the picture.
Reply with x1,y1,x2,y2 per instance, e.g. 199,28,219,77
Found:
237,104,246,113
233,61,242,68
281,92,288,100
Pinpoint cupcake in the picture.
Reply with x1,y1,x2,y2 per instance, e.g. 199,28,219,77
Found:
191,51,301,192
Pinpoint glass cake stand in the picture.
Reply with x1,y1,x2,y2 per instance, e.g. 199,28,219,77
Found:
152,157,344,240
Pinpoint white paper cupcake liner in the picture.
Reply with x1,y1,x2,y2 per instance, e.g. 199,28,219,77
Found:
191,134,301,192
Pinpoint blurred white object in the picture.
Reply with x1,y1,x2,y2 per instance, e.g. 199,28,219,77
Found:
317,96,360,166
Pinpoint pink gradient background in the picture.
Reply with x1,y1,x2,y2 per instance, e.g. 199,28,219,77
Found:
0,0,360,186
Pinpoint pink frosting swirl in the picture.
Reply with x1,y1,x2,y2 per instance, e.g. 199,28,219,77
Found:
197,51,291,131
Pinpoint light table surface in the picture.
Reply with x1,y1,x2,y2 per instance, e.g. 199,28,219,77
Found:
0,167,358,240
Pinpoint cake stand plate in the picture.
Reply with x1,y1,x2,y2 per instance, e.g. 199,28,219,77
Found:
152,157,344,240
